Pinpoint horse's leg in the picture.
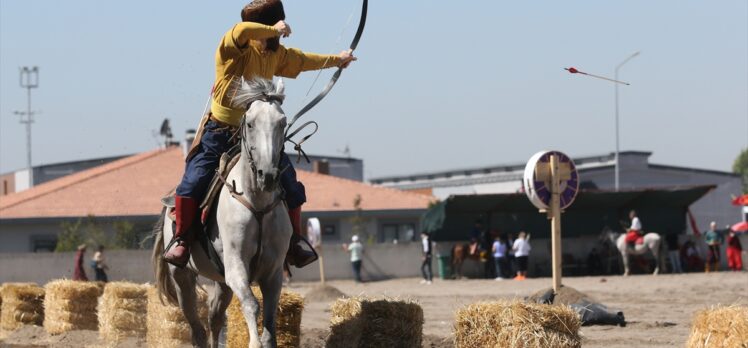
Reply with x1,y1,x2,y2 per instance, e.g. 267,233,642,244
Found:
258,270,283,348
172,266,208,347
621,251,630,276
651,241,660,276
224,255,262,348
207,281,233,348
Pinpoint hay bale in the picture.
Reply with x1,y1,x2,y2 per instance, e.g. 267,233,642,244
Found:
99,282,148,342
0,283,44,330
327,297,423,348
43,279,103,334
453,300,581,348
686,305,748,348
146,286,208,348
226,287,304,348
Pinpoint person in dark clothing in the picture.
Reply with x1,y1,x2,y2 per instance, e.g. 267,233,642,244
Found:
73,244,88,281
586,247,603,275
420,232,433,284
92,245,109,283
665,233,683,273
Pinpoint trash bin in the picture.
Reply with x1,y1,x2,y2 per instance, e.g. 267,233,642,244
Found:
438,255,452,279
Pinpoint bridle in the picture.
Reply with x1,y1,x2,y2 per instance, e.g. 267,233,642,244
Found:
236,92,287,190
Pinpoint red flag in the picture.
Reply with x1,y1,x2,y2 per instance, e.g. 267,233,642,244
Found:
732,194,748,206
687,209,701,236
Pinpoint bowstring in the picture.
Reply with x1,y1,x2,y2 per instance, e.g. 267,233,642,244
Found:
297,8,357,107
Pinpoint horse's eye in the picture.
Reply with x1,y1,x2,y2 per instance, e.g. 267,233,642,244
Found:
247,122,253,129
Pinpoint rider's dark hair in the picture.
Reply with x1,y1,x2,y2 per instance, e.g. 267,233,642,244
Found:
241,0,285,52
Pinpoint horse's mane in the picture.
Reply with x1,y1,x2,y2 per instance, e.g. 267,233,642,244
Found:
227,77,284,109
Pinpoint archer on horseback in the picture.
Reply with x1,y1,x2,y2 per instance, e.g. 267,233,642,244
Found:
164,0,357,269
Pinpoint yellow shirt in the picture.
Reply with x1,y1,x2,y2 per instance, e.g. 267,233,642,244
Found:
211,22,342,126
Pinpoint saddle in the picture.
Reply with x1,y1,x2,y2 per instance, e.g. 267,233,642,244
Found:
160,144,242,224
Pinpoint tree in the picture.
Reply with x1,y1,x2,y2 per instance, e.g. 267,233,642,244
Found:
55,219,84,252
734,148,748,193
113,220,139,249
55,215,113,252
348,194,371,244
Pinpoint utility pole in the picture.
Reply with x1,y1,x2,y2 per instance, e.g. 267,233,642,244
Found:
15,66,39,187
614,52,639,191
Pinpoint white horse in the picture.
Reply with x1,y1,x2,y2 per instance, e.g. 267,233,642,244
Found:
604,229,663,276
152,79,292,348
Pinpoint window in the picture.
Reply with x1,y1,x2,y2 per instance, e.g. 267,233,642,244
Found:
31,235,57,252
379,223,416,243
323,224,336,236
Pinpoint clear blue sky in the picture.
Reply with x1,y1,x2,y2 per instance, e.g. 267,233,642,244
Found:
1,1,746,179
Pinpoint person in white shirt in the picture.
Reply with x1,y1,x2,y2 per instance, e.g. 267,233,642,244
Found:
512,231,531,280
492,235,509,280
420,232,433,284
344,235,364,283
625,210,644,250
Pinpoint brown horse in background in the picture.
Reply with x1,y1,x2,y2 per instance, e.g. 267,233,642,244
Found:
450,242,482,279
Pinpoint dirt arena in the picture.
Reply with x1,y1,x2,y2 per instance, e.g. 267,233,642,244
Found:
1,272,745,347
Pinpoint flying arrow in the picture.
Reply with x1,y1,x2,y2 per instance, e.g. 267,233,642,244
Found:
565,67,630,85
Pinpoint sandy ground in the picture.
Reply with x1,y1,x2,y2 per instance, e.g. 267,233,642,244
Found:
1,272,746,347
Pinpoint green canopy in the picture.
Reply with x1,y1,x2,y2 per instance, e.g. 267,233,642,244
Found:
423,185,715,241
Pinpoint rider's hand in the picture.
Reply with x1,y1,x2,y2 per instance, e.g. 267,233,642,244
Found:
274,20,291,38
338,49,357,68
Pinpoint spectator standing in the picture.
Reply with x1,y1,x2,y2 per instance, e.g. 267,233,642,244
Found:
505,233,516,277
492,235,508,280
665,233,683,273
420,232,433,284
726,228,743,271
92,245,109,282
73,244,88,281
512,231,531,280
681,238,702,272
704,222,725,272
345,235,364,283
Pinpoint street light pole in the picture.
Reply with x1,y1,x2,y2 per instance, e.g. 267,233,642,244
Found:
614,52,639,191
17,66,39,187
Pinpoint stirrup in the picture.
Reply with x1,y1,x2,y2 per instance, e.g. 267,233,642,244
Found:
163,237,189,268
292,235,319,268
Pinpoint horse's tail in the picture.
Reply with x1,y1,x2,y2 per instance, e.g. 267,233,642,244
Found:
151,207,178,306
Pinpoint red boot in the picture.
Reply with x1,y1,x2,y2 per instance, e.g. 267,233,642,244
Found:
164,196,198,268
286,206,318,268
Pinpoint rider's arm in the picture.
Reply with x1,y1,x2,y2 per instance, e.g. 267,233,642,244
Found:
274,46,341,78
218,22,281,59
232,22,281,47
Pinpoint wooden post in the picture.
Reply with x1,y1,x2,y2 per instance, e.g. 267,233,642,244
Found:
318,233,326,285
550,155,562,293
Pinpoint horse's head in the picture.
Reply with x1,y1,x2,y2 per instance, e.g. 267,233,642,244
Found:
233,78,287,192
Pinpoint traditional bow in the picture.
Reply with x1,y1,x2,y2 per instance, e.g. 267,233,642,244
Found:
286,0,368,135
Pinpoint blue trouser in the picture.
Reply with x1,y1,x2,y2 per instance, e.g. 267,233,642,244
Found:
175,120,306,209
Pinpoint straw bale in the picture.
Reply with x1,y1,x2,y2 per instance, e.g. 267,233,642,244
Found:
43,279,103,334
686,305,748,348
146,286,208,348
226,286,304,348
0,283,45,330
453,300,581,348
99,282,149,342
327,296,423,348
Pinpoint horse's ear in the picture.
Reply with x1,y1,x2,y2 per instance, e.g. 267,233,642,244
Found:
276,79,285,95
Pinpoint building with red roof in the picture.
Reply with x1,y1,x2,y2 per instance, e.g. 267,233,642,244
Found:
0,147,433,252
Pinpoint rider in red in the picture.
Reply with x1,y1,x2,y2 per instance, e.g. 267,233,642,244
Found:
625,210,643,250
